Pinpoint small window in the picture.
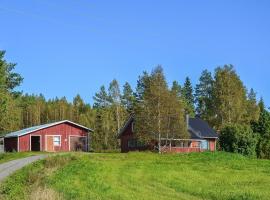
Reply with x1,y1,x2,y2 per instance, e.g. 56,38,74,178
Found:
53,136,61,146
128,139,137,148
131,122,135,132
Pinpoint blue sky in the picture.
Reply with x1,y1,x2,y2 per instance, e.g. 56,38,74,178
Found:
0,0,270,107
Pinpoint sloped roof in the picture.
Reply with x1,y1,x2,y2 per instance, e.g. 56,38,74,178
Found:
4,120,93,138
188,117,218,139
118,116,218,139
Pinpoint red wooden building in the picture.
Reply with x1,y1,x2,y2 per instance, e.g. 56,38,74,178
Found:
118,116,218,153
4,120,93,152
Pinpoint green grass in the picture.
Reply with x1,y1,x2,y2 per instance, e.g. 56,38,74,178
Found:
1,152,270,200
0,152,45,164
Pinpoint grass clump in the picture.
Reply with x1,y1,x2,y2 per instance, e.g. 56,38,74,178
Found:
0,154,77,200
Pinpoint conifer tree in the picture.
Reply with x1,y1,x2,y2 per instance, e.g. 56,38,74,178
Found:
121,82,135,114
195,70,214,121
182,77,195,115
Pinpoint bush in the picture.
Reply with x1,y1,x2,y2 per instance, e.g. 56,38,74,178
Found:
220,124,257,157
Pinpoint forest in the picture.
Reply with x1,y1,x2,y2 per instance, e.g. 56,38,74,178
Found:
0,50,270,158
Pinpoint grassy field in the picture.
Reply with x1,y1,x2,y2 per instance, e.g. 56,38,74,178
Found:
0,152,45,164
1,152,270,200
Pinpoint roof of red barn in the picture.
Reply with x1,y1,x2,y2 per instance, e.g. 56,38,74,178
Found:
4,120,93,138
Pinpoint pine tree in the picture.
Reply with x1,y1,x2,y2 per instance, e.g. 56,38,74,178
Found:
195,70,214,121
182,77,195,115
93,86,109,108
122,82,135,114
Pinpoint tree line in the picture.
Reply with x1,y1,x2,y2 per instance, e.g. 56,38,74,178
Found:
0,50,269,157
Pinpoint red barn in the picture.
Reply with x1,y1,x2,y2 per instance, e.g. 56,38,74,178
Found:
118,116,218,153
4,120,93,152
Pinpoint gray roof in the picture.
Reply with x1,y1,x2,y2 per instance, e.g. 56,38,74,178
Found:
5,120,93,138
118,116,218,139
188,117,218,139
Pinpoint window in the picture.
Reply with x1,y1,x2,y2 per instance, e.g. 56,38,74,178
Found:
128,139,137,148
53,136,61,146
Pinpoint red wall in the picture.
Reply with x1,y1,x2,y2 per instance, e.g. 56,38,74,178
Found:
120,120,217,153
18,122,88,152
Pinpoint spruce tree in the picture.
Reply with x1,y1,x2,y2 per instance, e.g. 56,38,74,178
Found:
122,82,135,114
182,77,195,115
195,70,214,121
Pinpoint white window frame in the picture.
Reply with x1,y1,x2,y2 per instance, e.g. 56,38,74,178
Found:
45,135,62,152
53,136,61,146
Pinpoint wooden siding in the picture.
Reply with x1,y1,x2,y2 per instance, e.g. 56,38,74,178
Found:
5,122,89,152
119,120,217,153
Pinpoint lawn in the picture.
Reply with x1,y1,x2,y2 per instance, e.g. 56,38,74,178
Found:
1,152,270,200
0,152,45,164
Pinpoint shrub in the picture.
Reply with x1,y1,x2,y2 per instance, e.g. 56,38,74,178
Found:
219,124,257,157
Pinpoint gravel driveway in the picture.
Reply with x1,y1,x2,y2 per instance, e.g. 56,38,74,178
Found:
0,155,48,182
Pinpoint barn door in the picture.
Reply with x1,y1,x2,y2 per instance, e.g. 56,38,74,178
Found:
46,136,54,152
70,136,87,152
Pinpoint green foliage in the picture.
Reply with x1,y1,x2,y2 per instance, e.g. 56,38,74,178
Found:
220,124,257,157
0,50,23,92
212,65,251,129
251,100,270,158
182,77,195,115
194,70,214,121
134,66,188,151
2,153,270,200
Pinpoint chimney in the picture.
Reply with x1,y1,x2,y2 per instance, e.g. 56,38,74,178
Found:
186,114,189,129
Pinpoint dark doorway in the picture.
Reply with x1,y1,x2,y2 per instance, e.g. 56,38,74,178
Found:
31,136,41,151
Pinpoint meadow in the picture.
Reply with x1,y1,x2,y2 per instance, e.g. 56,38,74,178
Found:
1,152,270,200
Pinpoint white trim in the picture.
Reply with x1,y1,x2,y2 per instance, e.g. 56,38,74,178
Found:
69,135,87,152
17,136,20,152
30,135,42,151
5,120,93,138
45,135,62,152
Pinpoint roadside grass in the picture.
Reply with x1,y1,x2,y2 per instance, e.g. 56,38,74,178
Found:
0,154,77,200
0,152,46,164
1,152,270,200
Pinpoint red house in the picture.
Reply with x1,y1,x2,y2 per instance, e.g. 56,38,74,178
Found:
4,120,93,152
118,116,218,153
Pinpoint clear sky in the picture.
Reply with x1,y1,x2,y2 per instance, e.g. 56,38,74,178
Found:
0,0,270,107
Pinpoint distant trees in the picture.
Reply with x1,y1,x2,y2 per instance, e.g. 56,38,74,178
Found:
1,49,270,157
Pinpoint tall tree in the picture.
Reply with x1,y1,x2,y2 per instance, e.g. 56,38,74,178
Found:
195,70,214,121
121,82,135,114
245,88,260,124
0,50,22,134
108,79,123,132
182,77,195,115
135,66,188,153
93,86,109,108
0,50,23,93
212,65,248,129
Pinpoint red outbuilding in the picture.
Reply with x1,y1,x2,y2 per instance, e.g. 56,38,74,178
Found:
4,120,93,152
